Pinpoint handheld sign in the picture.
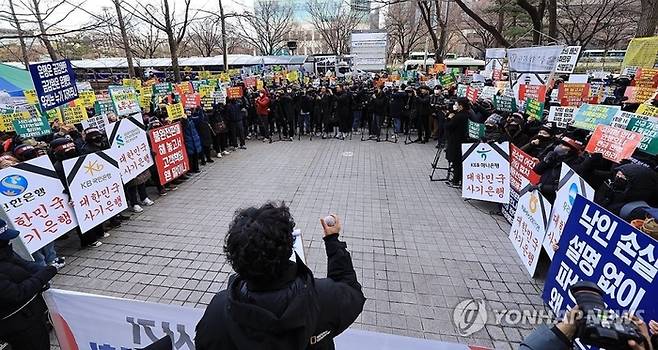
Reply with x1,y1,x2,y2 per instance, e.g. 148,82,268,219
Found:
461,142,510,204
29,59,78,110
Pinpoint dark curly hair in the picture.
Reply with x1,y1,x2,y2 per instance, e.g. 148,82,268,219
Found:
224,202,295,284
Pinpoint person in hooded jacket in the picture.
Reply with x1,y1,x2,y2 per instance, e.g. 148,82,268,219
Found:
521,124,555,157
195,203,365,350
0,219,58,350
191,107,214,165
594,163,658,216
334,85,352,140
503,113,530,147
415,86,431,143
532,137,583,203
444,97,470,187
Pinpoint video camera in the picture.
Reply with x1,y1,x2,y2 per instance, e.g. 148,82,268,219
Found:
570,281,646,350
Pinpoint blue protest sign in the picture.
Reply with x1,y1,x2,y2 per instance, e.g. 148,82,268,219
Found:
542,195,657,323
28,59,78,110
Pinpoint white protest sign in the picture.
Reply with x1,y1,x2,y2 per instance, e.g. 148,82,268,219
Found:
106,116,155,182
484,48,506,79
509,179,552,276
547,106,576,128
479,86,498,101
542,164,595,259
0,156,77,253
507,46,565,73
108,85,140,116
81,114,110,134
63,151,128,233
567,74,589,83
611,110,637,129
461,142,510,203
554,46,582,74
44,288,477,350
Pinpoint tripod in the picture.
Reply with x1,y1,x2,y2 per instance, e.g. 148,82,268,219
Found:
404,118,419,145
383,116,398,143
429,141,451,181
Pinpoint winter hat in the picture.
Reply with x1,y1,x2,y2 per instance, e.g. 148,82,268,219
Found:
559,136,583,152
50,137,76,155
13,144,39,161
485,113,503,126
0,219,19,241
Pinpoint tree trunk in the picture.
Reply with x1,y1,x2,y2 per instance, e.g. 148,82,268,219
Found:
516,0,545,45
547,0,557,42
114,0,135,78
218,0,229,72
417,0,440,61
162,0,181,82
453,0,510,47
435,0,449,62
32,0,57,60
636,0,658,37
9,0,29,68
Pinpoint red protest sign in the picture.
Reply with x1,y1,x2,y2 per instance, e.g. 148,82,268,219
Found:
558,83,590,107
244,76,257,88
182,93,200,109
226,86,243,99
518,84,547,104
624,86,658,103
585,125,643,163
509,144,541,192
148,122,189,185
466,86,479,103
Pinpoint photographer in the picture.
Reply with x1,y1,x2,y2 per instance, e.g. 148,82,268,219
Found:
195,204,365,350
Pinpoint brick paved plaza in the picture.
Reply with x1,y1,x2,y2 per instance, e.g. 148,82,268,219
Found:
52,137,546,349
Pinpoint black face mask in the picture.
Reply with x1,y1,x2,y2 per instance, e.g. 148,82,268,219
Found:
612,176,628,191
506,124,520,133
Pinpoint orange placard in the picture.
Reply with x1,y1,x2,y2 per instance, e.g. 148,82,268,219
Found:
585,125,643,163
226,86,243,99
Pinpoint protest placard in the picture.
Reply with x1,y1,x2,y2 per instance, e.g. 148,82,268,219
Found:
525,98,544,120
542,196,657,324
109,86,140,116
493,95,517,113
554,46,582,74
182,93,200,109
438,74,455,87
13,114,50,138
152,82,172,95
622,36,658,70
558,83,590,107
45,107,62,123
502,145,541,223
148,122,189,185
465,86,479,103
636,103,658,117
456,84,467,98
227,86,243,99
62,104,88,124
0,111,25,132
626,115,658,155
610,110,635,129
166,103,184,121
106,116,154,183
139,90,152,111
28,59,78,110
244,76,257,88
585,125,643,163
507,46,565,73
468,120,485,140
175,82,194,95
543,164,595,260
0,155,77,253
461,142,510,204
624,86,657,103
81,114,109,134
509,180,552,277
479,86,498,101
572,104,621,131
78,90,96,108
547,106,576,128
63,151,127,233
518,84,546,103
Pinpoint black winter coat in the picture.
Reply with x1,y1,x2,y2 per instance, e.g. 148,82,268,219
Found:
195,235,366,350
371,93,388,116
389,91,407,117
192,112,213,147
0,245,57,336
334,92,352,120
416,94,431,117
444,110,469,162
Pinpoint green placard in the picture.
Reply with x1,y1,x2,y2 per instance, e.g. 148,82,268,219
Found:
627,116,658,155
152,82,173,95
494,95,517,113
525,98,544,120
438,74,455,87
457,84,467,97
572,104,620,131
468,120,485,140
13,114,51,138
94,100,114,115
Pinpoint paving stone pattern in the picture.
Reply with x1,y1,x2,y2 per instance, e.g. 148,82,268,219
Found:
53,137,547,349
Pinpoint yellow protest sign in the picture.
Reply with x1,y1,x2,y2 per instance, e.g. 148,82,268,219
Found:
0,111,28,132
286,71,299,82
62,104,89,124
636,103,658,117
166,103,184,121
78,90,97,108
219,73,230,82
23,89,38,105
228,69,240,77
256,80,263,90
623,36,658,69
139,91,153,110
199,71,211,79
123,79,132,87
123,79,142,90
198,85,215,98
46,108,63,123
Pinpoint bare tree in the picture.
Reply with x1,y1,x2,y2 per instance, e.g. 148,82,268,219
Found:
122,0,193,82
234,1,293,55
112,0,135,77
3,0,31,67
514,0,545,44
557,0,636,49
188,18,222,56
636,0,658,36
307,0,366,55
386,2,428,61
452,0,510,47
129,23,166,58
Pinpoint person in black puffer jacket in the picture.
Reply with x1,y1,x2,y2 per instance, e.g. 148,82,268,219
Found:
445,97,471,187
533,137,583,203
195,203,365,350
0,219,58,350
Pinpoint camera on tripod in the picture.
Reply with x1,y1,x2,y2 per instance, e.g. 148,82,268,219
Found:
570,281,646,350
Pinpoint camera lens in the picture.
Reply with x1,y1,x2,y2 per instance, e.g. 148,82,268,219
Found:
570,281,607,315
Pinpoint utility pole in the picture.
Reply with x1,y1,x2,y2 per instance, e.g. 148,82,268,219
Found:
218,0,228,72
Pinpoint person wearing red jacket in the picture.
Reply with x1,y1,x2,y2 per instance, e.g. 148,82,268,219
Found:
255,90,271,142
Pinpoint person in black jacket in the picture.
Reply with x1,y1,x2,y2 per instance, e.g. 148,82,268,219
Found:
195,203,365,350
444,97,470,187
370,87,388,140
533,136,583,203
334,85,352,140
0,218,58,350
415,86,431,143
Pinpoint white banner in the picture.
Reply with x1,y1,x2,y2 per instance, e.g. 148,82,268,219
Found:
479,86,498,101
554,46,582,74
542,164,594,259
109,86,141,116
484,48,506,79
507,46,565,73
0,155,77,253
106,116,155,183
461,142,511,204
44,289,475,350
63,151,128,233
547,106,576,129
81,114,110,134
509,179,552,276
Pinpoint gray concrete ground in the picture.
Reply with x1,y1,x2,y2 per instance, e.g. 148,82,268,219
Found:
52,136,547,349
